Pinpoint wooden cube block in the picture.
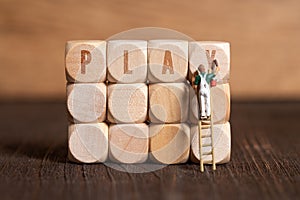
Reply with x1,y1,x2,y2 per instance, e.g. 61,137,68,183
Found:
189,83,230,124
65,40,106,83
148,40,188,83
107,40,147,83
107,83,147,123
190,122,231,164
189,41,230,84
109,124,148,164
149,123,190,164
149,83,189,123
68,123,108,163
67,83,106,123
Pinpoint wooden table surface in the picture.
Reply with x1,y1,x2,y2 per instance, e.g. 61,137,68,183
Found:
0,101,299,200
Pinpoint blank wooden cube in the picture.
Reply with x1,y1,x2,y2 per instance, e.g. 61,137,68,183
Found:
149,123,190,164
67,83,106,123
149,83,189,123
107,40,147,83
189,83,230,124
190,122,231,164
148,40,188,83
109,124,148,164
65,40,106,83
107,83,147,123
189,41,230,84
68,123,108,163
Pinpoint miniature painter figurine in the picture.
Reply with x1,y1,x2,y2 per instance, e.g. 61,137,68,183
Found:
194,60,219,119
194,59,219,172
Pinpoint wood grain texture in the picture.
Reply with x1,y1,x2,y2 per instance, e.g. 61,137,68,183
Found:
2,0,300,100
148,40,188,83
68,123,108,163
67,83,106,123
0,101,299,199
107,40,147,83
109,123,148,164
189,41,230,84
190,83,231,124
149,83,189,123
190,122,231,164
149,123,190,164
65,40,106,83
107,83,148,123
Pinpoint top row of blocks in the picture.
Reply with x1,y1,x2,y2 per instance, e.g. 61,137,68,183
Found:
65,40,230,84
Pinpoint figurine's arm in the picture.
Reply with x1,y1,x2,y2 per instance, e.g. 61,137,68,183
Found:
213,67,220,75
193,75,200,90
212,60,220,75
207,73,217,86
208,73,216,80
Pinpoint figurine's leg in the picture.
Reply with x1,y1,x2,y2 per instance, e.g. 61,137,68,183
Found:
206,92,211,117
200,94,206,118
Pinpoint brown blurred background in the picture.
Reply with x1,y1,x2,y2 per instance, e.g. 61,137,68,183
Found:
1,0,300,101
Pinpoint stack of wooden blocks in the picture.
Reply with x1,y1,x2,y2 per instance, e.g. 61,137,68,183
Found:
65,40,231,165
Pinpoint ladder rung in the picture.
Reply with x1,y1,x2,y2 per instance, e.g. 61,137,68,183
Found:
202,151,212,155
201,124,211,129
201,120,211,124
202,143,212,147
201,134,211,138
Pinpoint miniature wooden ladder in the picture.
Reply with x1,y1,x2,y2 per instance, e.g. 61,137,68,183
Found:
198,94,216,172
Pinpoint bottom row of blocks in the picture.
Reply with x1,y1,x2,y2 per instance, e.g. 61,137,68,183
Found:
68,123,231,165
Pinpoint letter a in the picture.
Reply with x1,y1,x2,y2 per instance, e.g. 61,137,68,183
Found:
162,50,174,74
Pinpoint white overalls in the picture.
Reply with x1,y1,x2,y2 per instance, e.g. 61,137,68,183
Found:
198,73,211,118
